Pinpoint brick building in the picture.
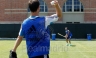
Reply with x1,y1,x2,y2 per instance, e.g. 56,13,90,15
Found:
0,0,96,23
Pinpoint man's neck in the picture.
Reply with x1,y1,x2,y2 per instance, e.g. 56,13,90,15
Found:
31,12,39,16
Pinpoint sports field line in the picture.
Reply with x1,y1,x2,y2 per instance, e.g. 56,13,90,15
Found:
76,42,89,58
75,46,89,58
79,50,89,58
67,51,96,52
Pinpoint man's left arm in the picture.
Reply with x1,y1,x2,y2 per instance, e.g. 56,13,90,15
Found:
9,26,24,58
12,26,24,52
12,36,23,52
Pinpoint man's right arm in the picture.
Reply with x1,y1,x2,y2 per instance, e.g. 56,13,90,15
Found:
45,0,62,27
54,0,62,19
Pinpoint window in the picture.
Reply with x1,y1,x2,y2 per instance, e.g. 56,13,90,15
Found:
39,0,48,12
28,0,48,12
63,0,84,12
66,0,72,12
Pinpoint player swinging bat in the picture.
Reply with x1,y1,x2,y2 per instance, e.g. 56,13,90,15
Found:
58,27,72,46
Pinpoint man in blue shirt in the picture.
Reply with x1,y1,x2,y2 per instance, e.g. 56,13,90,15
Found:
65,27,72,46
10,0,62,58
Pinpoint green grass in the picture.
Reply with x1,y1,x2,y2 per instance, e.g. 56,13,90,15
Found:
0,40,96,58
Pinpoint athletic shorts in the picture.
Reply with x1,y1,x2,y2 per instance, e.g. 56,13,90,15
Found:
29,54,49,58
67,36,71,39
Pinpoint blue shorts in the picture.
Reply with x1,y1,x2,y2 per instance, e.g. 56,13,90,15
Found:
67,36,72,39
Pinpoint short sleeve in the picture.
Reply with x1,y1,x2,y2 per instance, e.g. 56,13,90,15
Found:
46,14,59,22
45,14,59,28
19,26,24,36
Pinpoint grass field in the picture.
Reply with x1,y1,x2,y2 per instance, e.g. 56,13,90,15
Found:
0,40,96,58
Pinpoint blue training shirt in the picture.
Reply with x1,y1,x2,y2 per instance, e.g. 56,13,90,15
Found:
65,30,72,37
19,14,58,57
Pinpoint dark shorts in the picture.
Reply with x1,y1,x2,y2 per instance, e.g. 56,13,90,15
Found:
29,54,49,58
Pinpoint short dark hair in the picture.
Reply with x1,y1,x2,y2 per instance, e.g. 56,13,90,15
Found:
28,0,40,12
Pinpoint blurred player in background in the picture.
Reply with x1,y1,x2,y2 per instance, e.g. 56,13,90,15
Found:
10,0,62,58
65,27,72,46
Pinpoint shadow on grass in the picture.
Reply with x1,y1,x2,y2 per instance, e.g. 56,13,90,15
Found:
70,45,76,47
51,38,96,41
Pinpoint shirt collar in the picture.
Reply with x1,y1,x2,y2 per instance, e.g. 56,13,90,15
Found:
29,16,39,19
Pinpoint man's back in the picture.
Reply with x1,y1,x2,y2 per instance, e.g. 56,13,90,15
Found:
22,16,50,57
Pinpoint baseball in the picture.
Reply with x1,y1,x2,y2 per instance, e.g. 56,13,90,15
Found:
50,1,55,5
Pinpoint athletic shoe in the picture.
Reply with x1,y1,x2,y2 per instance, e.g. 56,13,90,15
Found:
69,44,71,46
66,43,69,46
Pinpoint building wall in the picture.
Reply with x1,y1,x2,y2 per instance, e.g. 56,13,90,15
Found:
0,0,5,21
63,13,84,23
0,0,96,23
81,0,96,23
3,0,28,23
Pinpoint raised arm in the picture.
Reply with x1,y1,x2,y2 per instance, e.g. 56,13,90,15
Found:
53,0,62,18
